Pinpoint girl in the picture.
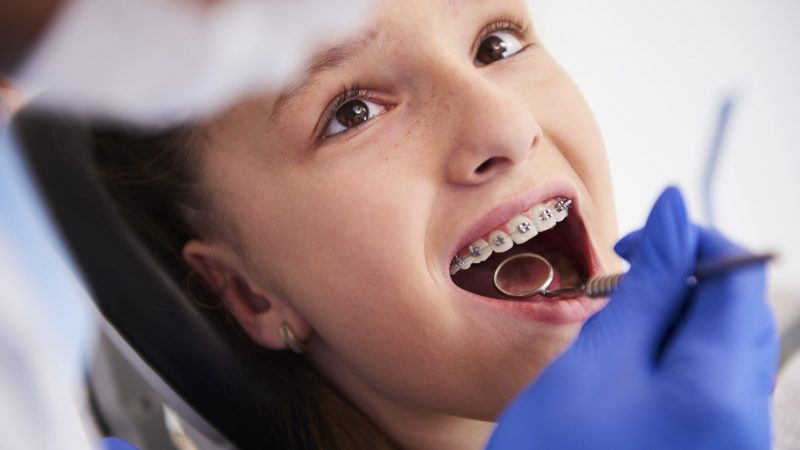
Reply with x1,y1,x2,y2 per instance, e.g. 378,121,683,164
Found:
93,0,642,448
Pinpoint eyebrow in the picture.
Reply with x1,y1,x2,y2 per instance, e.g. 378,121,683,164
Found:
270,28,380,121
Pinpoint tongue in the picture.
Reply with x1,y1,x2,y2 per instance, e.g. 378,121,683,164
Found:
451,247,582,300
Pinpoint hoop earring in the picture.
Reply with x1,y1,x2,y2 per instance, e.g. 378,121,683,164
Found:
279,322,307,354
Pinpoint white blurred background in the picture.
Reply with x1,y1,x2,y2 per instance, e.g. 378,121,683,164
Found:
529,0,800,328
529,3,800,444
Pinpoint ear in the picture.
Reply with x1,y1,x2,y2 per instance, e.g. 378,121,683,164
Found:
182,239,311,351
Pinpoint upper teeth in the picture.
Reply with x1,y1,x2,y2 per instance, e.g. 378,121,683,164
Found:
449,197,572,275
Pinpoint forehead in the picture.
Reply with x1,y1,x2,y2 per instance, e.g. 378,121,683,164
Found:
203,0,527,150
272,0,514,113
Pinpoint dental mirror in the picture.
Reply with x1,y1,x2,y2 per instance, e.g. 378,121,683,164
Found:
493,253,554,298
493,250,777,300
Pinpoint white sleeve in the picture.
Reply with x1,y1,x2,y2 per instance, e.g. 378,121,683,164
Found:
13,0,369,125
0,240,95,450
0,130,95,450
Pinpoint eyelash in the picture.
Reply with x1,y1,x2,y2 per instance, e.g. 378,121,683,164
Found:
478,15,530,45
316,15,531,142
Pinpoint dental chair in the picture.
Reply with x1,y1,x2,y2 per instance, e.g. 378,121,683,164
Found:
11,103,800,450
11,105,289,449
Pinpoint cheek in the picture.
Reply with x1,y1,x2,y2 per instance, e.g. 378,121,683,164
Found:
523,71,608,184
545,82,615,216
232,147,440,322
508,53,611,194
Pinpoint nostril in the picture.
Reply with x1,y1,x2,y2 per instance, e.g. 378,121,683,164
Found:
475,157,506,174
475,159,492,174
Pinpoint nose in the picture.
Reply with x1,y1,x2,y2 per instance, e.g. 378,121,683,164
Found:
439,71,541,186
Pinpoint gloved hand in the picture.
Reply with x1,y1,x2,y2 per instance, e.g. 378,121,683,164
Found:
98,437,138,450
487,187,778,450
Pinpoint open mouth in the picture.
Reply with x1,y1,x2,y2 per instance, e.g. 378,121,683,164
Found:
450,197,593,300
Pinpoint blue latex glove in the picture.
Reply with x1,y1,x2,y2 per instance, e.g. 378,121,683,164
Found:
98,437,138,450
488,187,778,450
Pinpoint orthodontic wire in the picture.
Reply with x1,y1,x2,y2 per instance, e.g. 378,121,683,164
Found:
450,198,572,272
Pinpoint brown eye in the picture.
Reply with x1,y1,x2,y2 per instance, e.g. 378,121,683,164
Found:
323,97,388,138
335,100,369,128
476,31,525,65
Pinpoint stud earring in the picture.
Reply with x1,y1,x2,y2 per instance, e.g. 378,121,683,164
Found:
279,322,307,354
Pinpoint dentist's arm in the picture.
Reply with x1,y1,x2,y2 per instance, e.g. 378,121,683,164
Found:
488,187,778,450
3,0,368,125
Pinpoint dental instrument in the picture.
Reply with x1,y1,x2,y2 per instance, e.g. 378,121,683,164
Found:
493,251,776,299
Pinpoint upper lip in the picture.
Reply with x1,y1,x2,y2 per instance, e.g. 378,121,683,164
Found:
444,181,580,270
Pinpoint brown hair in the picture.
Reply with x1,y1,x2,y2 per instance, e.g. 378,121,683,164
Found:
91,124,398,449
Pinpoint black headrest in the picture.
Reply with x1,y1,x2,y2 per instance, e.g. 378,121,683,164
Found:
10,106,282,448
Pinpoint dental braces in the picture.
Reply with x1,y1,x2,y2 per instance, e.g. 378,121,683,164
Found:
450,198,572,272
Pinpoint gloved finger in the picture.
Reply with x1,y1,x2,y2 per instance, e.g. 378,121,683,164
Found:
661,228,778,395
575,187,698,363
98,437,139,450
613,229,643,261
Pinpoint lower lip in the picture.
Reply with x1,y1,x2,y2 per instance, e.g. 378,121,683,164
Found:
459,289,608,325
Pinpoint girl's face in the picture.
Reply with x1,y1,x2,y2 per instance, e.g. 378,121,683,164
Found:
190,0,619,445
